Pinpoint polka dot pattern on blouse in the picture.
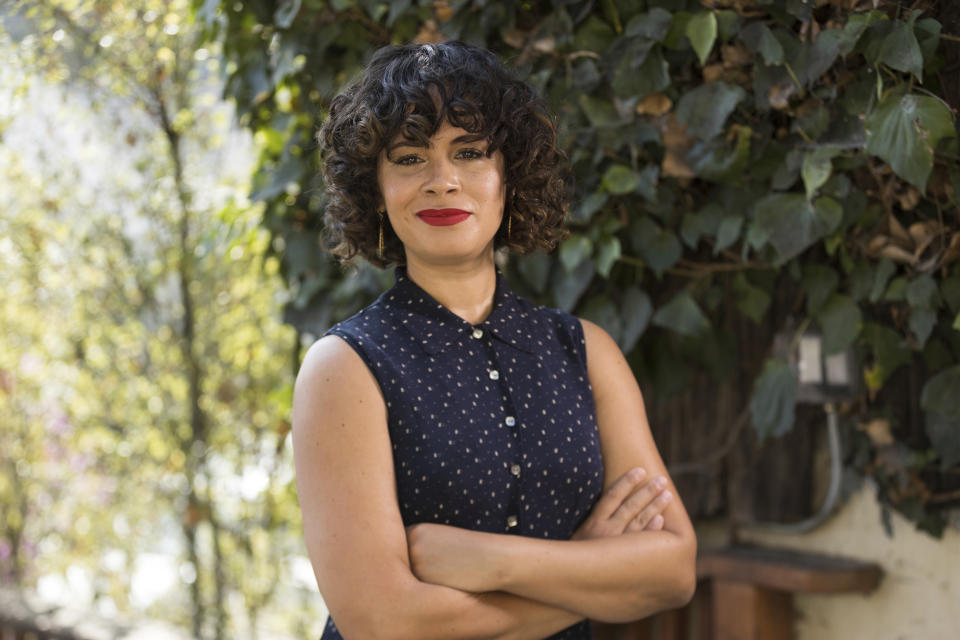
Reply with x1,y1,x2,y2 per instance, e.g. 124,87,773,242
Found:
322,267,603,640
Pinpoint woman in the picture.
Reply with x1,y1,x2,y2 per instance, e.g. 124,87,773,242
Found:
292,41,696,640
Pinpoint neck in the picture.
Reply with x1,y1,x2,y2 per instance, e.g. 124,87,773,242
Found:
404,253,498,325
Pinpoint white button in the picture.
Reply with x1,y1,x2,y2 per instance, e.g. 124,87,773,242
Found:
472,327,483,339
510,464,521,477
506,515,518,528
505,416,516,427
489,370,500,380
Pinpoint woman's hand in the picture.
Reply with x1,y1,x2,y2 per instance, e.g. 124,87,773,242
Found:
405,468,674,594
407,523,501,593
571,467,673,541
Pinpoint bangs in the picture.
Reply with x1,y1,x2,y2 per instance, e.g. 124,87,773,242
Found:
370,45,508,152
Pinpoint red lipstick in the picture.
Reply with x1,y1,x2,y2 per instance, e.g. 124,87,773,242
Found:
416,208,471,226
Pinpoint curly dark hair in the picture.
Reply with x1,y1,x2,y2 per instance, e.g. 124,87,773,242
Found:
318,41,572,267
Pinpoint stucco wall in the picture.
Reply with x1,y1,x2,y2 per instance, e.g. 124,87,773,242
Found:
714,485,960,640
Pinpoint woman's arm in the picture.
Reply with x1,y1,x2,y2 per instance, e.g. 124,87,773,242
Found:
293,335,584,640
406,319,697,622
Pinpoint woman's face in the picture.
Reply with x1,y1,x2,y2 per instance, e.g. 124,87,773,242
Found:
377,120,506,268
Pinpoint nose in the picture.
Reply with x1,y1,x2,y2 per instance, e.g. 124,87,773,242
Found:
421,156,460,195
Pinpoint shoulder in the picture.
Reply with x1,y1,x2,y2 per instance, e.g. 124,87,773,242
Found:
577,318,635,395
578,318,620,358
293,334,385,433
326,297,391,341
518,297,586,342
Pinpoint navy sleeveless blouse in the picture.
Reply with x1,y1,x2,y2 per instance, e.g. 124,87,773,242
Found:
321,267,603,640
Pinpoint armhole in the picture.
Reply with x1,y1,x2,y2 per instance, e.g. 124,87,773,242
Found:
571,316,589,368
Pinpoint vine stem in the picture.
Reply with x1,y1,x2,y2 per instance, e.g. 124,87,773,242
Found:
940,33,960,43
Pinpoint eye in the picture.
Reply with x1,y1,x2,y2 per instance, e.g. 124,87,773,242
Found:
456,147,486,160
392,153,423,166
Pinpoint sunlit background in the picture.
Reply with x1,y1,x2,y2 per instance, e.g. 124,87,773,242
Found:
2,1,326,637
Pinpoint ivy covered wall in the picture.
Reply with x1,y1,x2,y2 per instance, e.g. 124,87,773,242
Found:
200,0,960,535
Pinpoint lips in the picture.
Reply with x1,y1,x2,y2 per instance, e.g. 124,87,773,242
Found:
416,208,472,226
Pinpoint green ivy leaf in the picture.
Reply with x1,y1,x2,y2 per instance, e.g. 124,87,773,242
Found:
817,293,862,355
716,10,742,42
676,82,746,140
595,236,622,278
714,215,743,254
791,28,844,87
680,204,723,248
631,217,682,275
862,323,911,391
802,264,839,314
554,259,595,312
575,14,617,53
842,11,888,57
581,296,623,345
602,164,641,195
570,192,608,223
909,307,937,348
559,234,594,272
920,365,960,467
607,36,657,97
749,358,797,441
885,276,908,302
732,273,771,323
636,165,660,202
625,7,673,42
865,89,957,192
878,10,924,82
916,18,942,65
739,21,783,65
751,194,842,265
801,148,839,200
954,311,960,331
869,259,897,303
943,275,960,313
906,274,938,309
517,252,552,295
652,291,711,336
687,10,717,66
688,125,752,184
579,94,621,127
620,286,653,353
632,47,671,98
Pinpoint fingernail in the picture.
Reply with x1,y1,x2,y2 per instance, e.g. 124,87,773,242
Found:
661,490,673,501
630,467,645,480
655,476,667,489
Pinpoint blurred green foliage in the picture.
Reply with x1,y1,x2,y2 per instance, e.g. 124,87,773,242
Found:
2,0,317,636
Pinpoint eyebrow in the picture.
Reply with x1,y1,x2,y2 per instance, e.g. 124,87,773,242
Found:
386,133,487,155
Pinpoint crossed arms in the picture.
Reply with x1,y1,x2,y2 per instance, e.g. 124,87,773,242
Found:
292,319,696,640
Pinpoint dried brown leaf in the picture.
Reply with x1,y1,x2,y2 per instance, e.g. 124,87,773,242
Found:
635,93,672,117
659,113,695,179
859,419,895,447
879,244,919,265
769,81,798,110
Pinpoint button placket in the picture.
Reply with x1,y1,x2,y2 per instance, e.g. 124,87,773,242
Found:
479,332,527,533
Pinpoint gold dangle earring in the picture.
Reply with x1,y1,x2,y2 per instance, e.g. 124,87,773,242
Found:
507,213,512,243
377,210,385,260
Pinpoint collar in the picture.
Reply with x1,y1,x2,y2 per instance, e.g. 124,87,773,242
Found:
383,267,539,355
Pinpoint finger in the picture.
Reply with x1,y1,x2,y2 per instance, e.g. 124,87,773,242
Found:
611,475,667,526
591,467,647,520
625,490,672,532
626,512,660,534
